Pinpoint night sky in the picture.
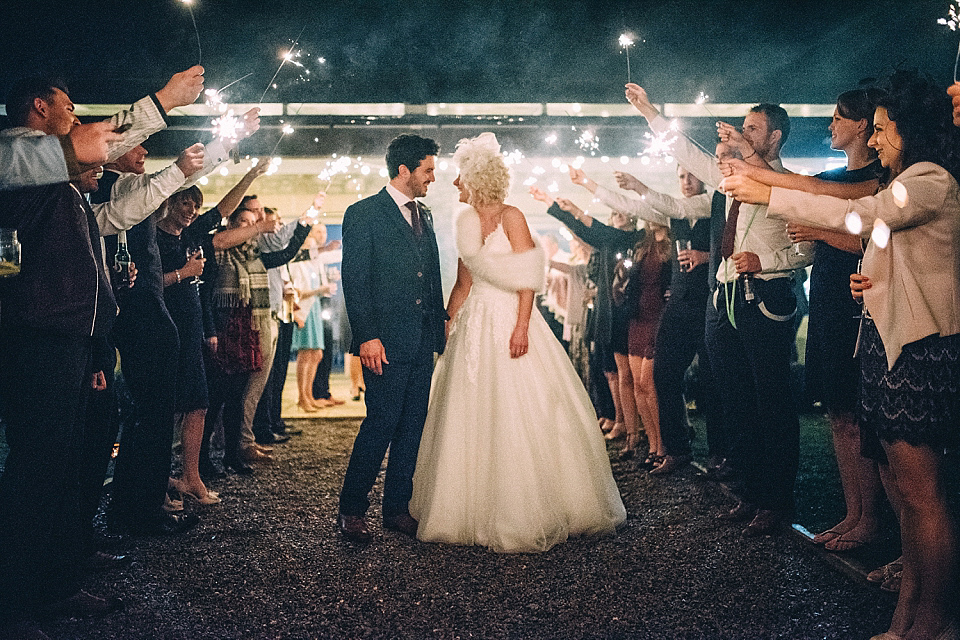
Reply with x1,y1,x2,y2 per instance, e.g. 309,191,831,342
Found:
1,0,957,107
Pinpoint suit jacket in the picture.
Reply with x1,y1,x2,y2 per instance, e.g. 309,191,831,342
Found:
341,187,446,362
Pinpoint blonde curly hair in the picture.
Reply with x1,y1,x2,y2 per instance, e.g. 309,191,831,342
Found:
452,132,510,206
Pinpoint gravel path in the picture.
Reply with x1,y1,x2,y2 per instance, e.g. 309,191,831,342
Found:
41,418,896,640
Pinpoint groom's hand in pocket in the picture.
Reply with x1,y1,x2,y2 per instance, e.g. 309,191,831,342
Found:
359,338,389,375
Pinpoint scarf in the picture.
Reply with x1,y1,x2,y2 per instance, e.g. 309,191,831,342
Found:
215,241,271,317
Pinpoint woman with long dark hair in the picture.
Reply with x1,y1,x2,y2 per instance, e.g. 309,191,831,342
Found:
724,69,960,640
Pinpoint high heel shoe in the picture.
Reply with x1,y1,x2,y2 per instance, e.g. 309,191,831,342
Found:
182,488,221,505
619,433,639,459
605,422,626,440
170,477,221,505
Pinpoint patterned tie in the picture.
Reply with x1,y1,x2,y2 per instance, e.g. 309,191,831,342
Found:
406,201,423,237
720,198,742,259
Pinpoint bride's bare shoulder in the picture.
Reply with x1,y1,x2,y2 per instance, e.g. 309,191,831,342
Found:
501,205,535,251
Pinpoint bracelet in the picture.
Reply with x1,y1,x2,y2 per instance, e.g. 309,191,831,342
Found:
176,270,181,283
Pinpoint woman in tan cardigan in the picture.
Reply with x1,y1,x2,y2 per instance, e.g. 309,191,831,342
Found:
722,70,960,640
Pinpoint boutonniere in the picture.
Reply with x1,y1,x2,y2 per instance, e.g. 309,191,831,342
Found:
420,205,434,228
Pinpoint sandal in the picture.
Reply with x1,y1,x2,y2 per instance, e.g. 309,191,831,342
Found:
824,531,877,553
812,528,844,546
868,557,903,584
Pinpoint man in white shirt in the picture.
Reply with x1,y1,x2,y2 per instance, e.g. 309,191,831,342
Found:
625,84,811,537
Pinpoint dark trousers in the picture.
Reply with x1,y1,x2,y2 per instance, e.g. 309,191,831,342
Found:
339,333,434,519
654,294,720,458
707,278,800,512
0,327,92,614
79,355,120,557
254,320,293,438
110,299,180,530
703,298,730,460
312,303,335,400
202,351,250,465
588,338,617,421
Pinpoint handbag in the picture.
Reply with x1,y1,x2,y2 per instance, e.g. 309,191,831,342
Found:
216,306,263,375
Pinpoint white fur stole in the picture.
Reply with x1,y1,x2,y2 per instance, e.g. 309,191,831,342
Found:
455,206,546,292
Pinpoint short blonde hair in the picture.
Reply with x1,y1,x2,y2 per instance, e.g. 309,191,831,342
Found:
452,132,510,206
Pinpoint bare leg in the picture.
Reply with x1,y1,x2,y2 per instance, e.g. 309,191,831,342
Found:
629,355,659,458
179,408,211,498
638,357,662,456
296,350,317,411
819,410,882,549
606,371,624,425
348,354,365,398
884,441,957,639
613,352,638,454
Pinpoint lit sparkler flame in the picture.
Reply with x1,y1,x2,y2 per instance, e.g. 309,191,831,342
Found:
576,129,600,155
618,33,634,48
212,109,242,142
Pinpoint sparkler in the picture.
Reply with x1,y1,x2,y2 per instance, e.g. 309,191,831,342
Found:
938,2,960,82
258,26,308,104
618,33,635,84
695,91,718,119
179,0,202,65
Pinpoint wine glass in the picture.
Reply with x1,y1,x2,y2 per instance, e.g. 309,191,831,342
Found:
187,245,204,286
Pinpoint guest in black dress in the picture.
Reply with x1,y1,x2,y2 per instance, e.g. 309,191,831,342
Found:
157,186,222,505
788,89,888,553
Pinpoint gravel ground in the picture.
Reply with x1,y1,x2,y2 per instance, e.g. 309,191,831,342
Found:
26,418,898,639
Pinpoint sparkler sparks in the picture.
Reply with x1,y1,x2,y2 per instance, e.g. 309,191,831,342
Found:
618,32,641,83
576,129,600,155
939,3,960,82
211,109,241,142
695,91,718,119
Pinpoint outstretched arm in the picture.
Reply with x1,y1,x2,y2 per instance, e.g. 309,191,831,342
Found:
721,159,879,199
625,83,723,187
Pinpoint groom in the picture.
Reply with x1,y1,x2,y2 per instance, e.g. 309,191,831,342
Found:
338,134,446,543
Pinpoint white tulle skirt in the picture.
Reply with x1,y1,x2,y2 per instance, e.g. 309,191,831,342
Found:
410,282,626,553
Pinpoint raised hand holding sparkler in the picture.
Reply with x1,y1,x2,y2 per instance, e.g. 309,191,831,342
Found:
155,65,205,112
948,82,960,126
529,186,555,205
301,191,327,224
613,171,647,195
175,143,206,177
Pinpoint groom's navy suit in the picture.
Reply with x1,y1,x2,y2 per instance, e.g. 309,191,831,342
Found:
339,187,446,519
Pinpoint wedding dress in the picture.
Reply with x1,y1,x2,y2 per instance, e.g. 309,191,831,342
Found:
410,207,626,553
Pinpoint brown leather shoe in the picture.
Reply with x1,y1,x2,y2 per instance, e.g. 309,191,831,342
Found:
383,513,419,538
338,514,372,543
717,501,756,522
742,509,788,537
242,446,273,464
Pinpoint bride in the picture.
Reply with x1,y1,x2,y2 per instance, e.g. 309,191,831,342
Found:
410,133,626,553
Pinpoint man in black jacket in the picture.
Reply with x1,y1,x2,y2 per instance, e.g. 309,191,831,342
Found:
337,134,446,543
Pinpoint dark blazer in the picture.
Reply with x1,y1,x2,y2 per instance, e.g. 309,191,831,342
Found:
341,187,446,362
